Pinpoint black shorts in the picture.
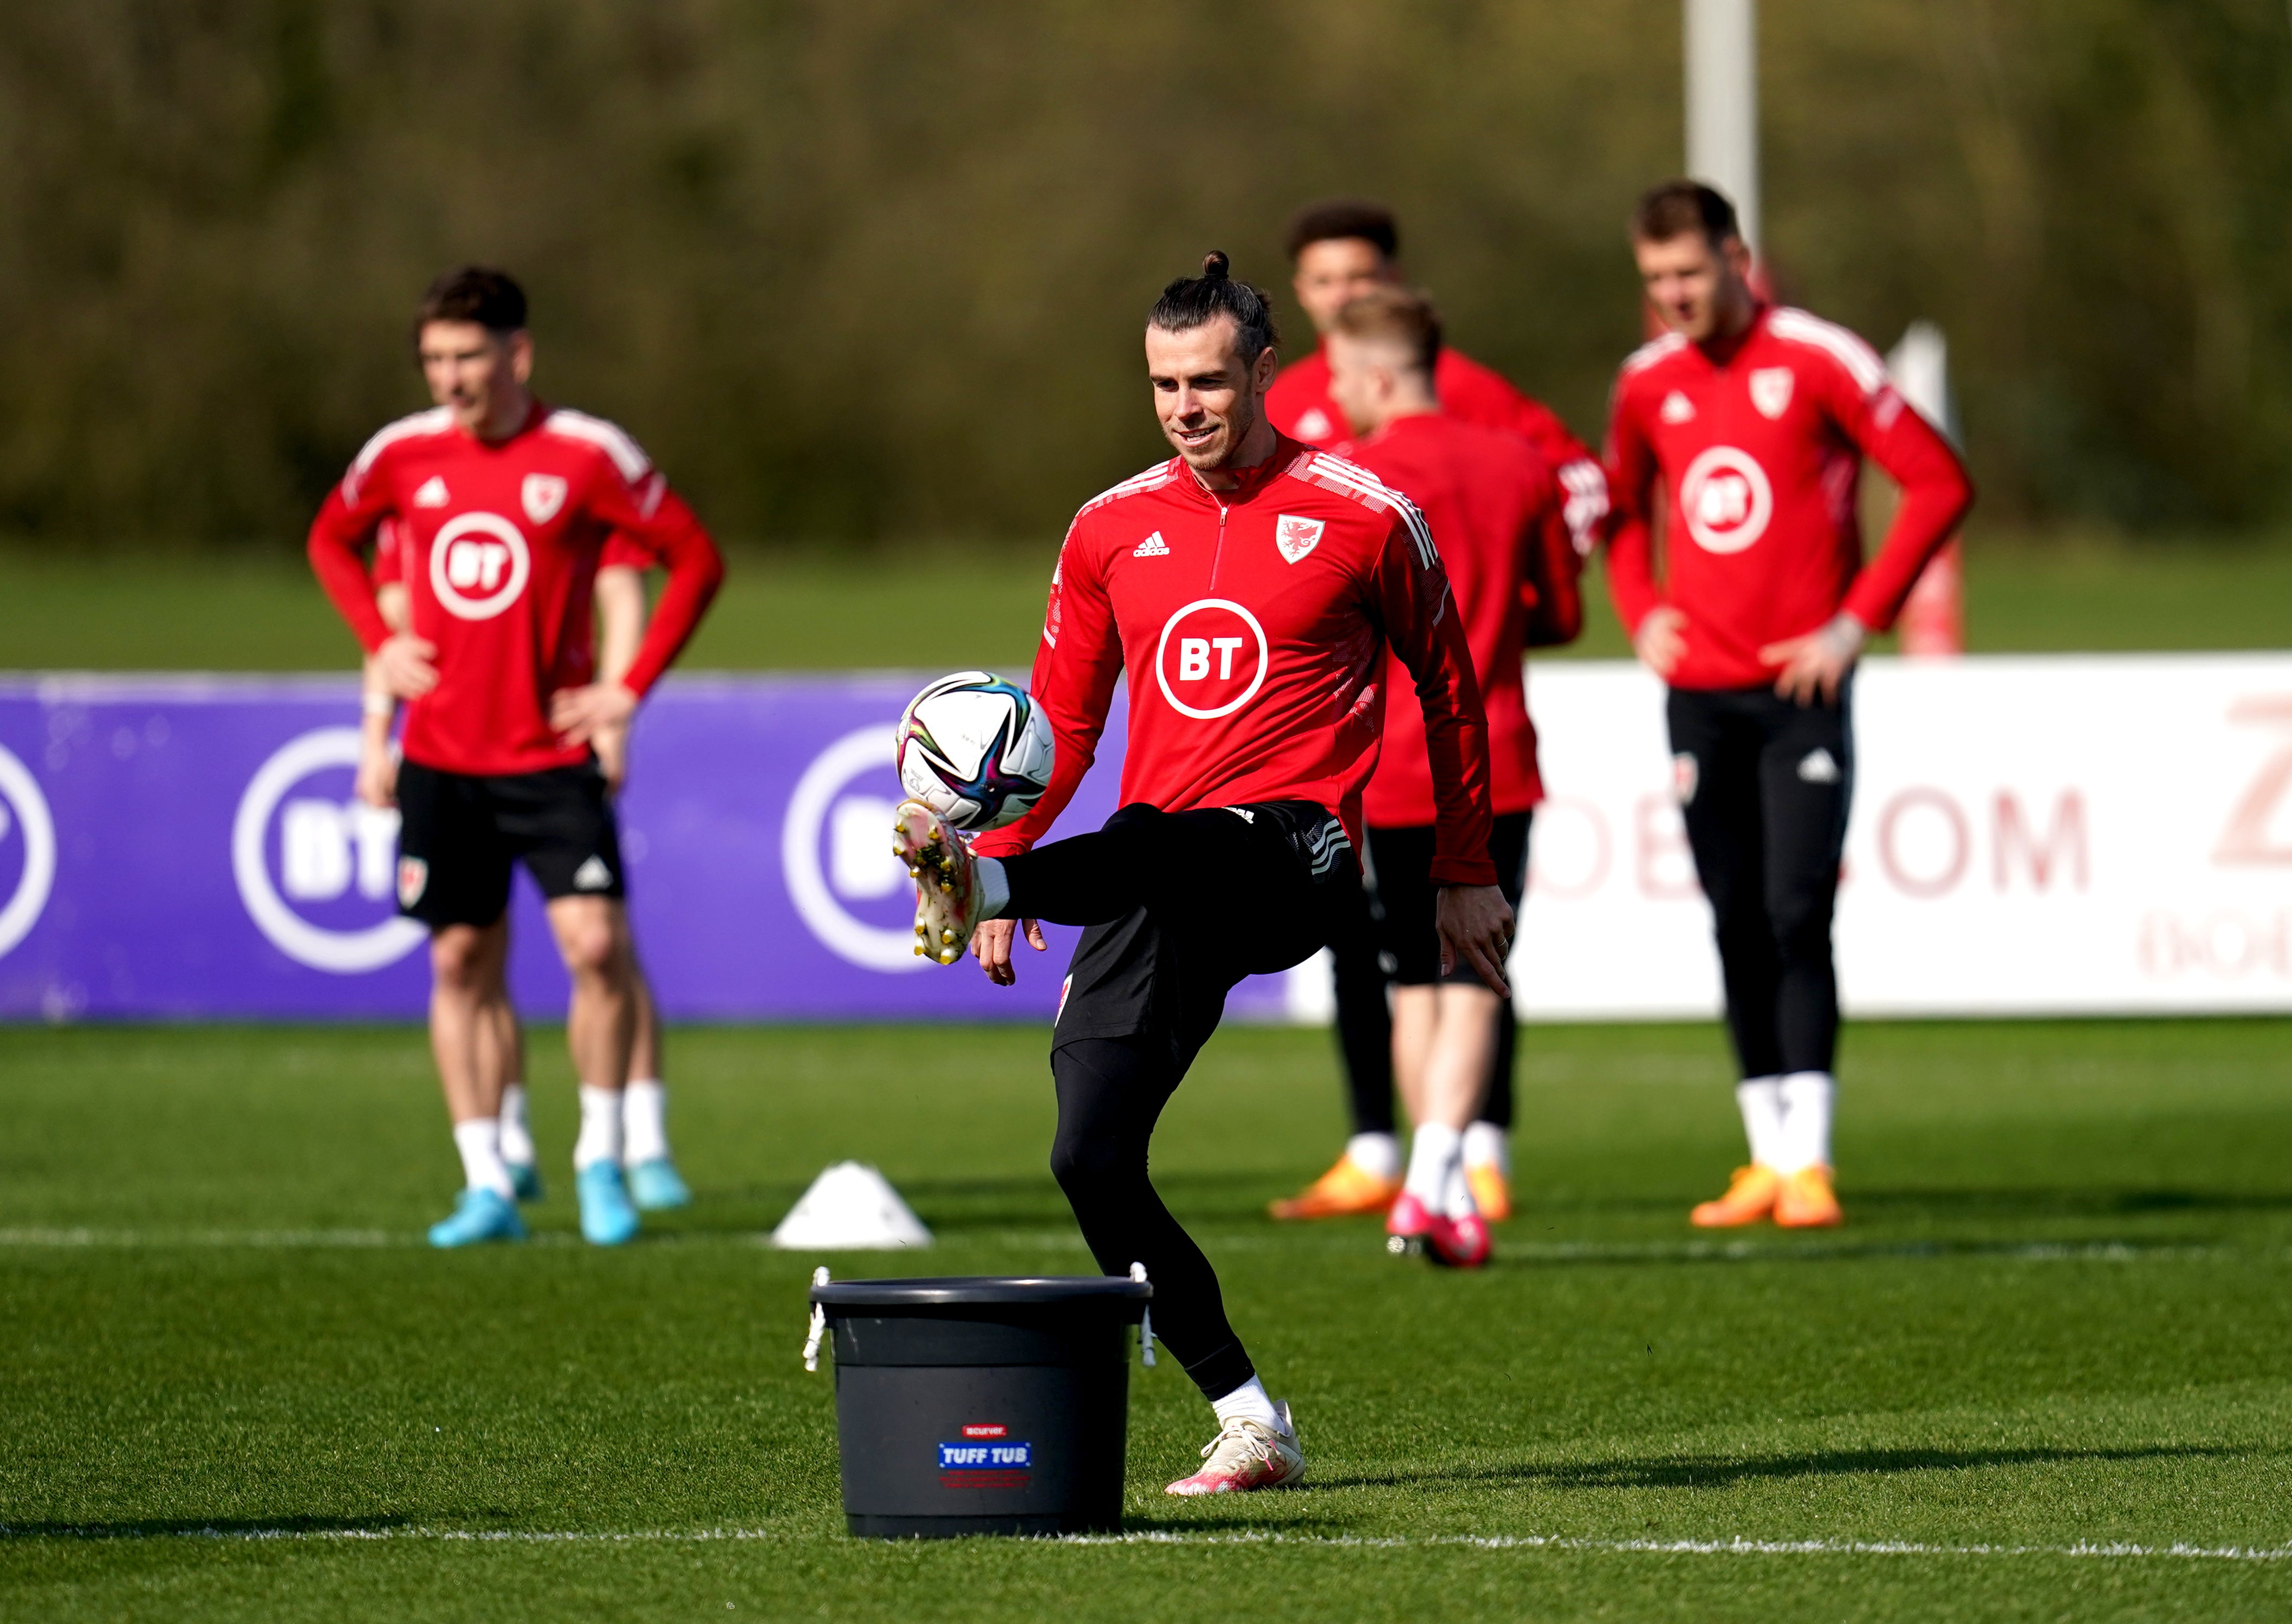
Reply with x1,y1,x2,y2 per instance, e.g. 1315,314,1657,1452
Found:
393,758,625,930
1365,810,1531,986
1048,801,1358,1078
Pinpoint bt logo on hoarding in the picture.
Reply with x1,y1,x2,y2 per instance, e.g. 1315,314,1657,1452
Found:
232,727,426,973
0,742,57,960
783,724,931,972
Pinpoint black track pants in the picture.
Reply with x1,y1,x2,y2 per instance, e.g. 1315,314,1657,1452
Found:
1665,681,1854,1080
1002,800,1358,1400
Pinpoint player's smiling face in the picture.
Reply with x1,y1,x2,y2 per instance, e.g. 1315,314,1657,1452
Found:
1634,231,1757,346
418,319,534,439
1146,317,1279,480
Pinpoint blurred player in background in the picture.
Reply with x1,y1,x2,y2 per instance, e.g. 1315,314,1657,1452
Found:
360,529,693,1211
1268,198,1606,1224
1303,286,1581,1266
899,254,1509,1492
313,266,723,1248
1605,183,1972,1227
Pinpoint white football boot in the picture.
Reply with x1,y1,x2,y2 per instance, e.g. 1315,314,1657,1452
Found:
893,801,986,965
1165,1401,1306,1496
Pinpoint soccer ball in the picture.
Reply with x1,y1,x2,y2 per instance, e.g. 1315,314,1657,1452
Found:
895,671,1055,832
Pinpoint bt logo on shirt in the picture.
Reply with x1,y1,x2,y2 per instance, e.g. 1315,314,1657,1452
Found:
1678,446,1774,555
1155,599,1269,720
429,512,532,619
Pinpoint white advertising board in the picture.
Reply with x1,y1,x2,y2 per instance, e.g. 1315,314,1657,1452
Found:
1288,653,2292,1021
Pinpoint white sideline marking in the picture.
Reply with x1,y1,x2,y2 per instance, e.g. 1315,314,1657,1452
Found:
0,1228,412,1249
3,1524,2288,1561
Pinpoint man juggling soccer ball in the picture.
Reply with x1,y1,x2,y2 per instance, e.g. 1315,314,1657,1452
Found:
1605,184,1972,1227
309,267,724,1248
892,255,1511,1495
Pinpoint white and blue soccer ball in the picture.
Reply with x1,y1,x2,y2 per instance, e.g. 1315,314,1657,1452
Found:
895,671,1055,832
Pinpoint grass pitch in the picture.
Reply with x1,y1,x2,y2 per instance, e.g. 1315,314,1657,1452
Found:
3,1017,2290,1620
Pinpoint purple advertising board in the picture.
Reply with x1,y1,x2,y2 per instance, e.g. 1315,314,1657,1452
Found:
0,674,1294,1023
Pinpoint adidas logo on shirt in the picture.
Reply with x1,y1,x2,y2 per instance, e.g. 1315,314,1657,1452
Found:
572,855,614,891
1133,531,1170,557
1797,748,1841,784
1659,391,1696,424
413,475,450,507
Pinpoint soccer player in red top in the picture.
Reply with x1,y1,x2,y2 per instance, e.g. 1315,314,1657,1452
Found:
1604,183,1973,1229
891,254,1510,1493
359,529,694,1213
309,267,724,1249
1286,286,1581,1266
1264,201,1608,1210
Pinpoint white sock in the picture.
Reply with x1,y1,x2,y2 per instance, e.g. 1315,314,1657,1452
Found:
1210,1375,1282,1432
498,1083,535,1167
574,1084,624,1171
977,856,1010,919
453,1118,515,1198
1441,1159,1479,1219
1462,1121,1509,1175
622,1079,670,1164
1403,1123,1463,1207
1343,1131,1400,1181
1777,1071,1835,1173
1735,1076,1785,1168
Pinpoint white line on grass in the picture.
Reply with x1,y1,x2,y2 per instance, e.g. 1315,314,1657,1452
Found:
4,1525,2288,1562
0,1227,2228,1264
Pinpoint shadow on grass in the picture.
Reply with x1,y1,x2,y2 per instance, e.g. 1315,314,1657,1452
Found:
1311,1443,2247,1493
0,1514,414,1540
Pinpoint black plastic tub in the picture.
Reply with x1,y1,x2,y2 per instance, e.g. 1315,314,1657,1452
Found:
810,1275,1152,1539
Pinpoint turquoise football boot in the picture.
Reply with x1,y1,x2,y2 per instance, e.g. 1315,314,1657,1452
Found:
427,1187,527,1248
576,1161,641,1246
625,1156,692,1211
506,1161,544,1203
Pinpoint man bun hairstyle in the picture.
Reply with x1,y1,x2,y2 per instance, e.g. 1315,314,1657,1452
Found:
1148,251,1280,364
1284,198,1400,262
416,265,529,337
1331,285,1443,374
1631,180,1739,248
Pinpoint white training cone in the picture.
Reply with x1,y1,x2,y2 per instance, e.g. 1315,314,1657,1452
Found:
770,1161,933,1251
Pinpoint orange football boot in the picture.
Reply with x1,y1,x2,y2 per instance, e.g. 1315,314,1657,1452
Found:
1690,1164,1782,1227
1466,1163,1512,1222
1268,1153,1401,1220
1774,1164,1843,1228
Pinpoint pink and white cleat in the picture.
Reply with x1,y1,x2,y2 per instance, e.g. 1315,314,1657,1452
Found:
1165,1402,1305,1496
892,800,986,965
1424,1210,1492,1269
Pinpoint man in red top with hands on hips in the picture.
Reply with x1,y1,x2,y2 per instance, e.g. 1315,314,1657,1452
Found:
891,254,1510,1495
1265,200,1608,1217
1604,183,1973,1229
309,267,724,1250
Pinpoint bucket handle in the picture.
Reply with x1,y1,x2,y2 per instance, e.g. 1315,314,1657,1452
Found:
802,1265,830,1372
1129,1262,1156,1368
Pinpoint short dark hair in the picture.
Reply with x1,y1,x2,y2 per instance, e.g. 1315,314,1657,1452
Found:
1331,285,1442,373
1284,198,1399,262
415,266,528,336
1630,180,1739,248
1148,252,1280,365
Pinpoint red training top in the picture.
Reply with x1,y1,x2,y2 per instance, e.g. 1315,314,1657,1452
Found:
1349,412,1578,829
375,519,658,584
1268,341,1611,557
308,402,724,776
971,434,1497,888
1603,304,1975,692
